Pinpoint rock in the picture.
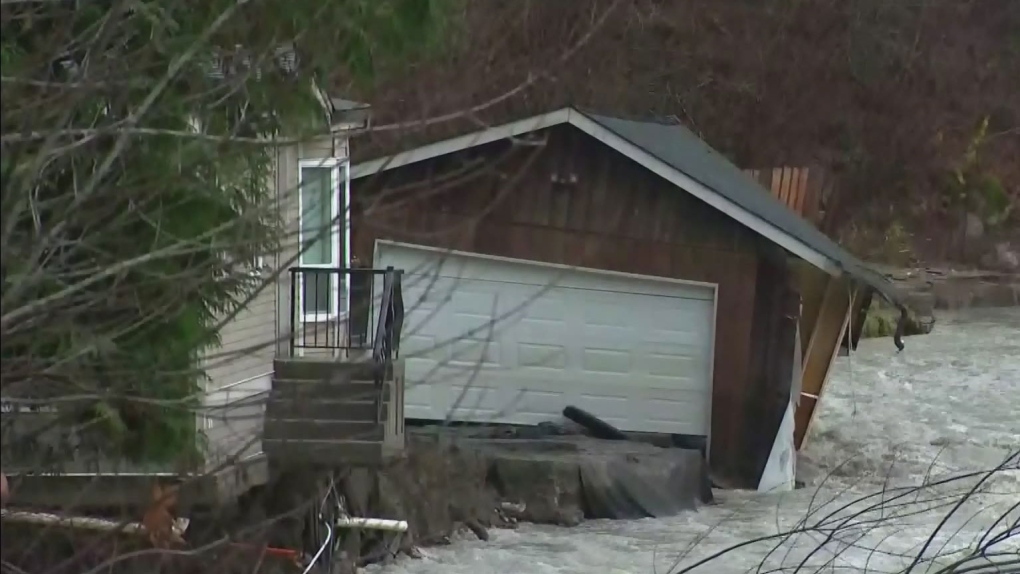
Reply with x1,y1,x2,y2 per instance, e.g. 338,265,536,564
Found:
579,448,703,519
964,212,985,240
464,518,489,541
375,441,500,546
499,501,526,518
488,454,585,526
981,242,1019,272
878,264,1019,313
301,433,711,564
860,307,934,339
902,289,936,317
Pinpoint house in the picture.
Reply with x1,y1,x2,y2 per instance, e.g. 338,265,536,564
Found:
346,107,903,489
1,97,409,508
2,101,901,505
200,97,409,476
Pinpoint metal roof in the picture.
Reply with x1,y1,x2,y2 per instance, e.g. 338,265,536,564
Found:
579,111,897,300
352,107,899,302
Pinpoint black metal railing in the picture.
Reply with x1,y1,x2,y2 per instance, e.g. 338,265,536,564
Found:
287,267,394,356
287,265,404,423
371,267,404,423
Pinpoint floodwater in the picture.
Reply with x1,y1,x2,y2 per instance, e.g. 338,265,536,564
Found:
370,309,1020,574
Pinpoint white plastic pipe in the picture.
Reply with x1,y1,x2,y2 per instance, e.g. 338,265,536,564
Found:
334,516,408,532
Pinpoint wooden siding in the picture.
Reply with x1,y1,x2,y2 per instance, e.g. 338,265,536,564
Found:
203,284,277,390
745,166,840,235
199,263,276,469
352,125,787,485
203,388,267,468
744,249,800,482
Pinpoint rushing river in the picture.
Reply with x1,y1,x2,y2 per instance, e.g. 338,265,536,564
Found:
370,309,1020,574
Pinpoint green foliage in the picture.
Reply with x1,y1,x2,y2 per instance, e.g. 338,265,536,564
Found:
0,0,447,464
843,219,917,267
945,116,1014,228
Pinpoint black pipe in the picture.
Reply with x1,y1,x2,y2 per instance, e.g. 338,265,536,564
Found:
894,305,908,352
562,406,629,441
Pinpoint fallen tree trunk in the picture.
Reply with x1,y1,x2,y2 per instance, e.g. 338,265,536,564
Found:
0,508,189,539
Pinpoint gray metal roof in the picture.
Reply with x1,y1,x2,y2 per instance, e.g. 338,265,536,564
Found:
579,110,898,302
353,106,899,303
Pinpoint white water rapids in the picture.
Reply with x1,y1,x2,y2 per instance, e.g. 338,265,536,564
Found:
368,308,1019,574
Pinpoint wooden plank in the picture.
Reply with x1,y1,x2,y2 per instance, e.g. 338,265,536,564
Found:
262,419,384,442
271,379,388,402
739,166,833,221
799,287,854,450
793,168,810,216
272,358,380,381
794,262,830,354
779,167,793,206
806,167,820,218
262,439,387,466
794,277,855,449
264,399,386,422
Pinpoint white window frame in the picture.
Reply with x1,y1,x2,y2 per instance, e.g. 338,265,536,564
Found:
297,157,350,323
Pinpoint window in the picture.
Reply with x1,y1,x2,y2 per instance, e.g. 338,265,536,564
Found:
298,158,347,321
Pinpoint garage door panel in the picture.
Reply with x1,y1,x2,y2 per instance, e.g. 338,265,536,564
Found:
375,241,715,436
580,348,633,374
445,384,503,416
379,243,714,301
451,290,501,315
520,297,569,321
445,380,559,422
580,300,636,326
419,364,711,434
447,337,502,367
517,342,568,369
513,320,570,343
645,395,706,423
643,370,707,391
639,347,704,373
401,334,444,361
580,326,638,348
401,279,449,308
402,302,446,335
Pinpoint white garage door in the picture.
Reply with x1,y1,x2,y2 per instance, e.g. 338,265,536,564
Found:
372,241,716,436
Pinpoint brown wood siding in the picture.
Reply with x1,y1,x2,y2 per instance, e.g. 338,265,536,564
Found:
352,126,780,485
745,251,800,483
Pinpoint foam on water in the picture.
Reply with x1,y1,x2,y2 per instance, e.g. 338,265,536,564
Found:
369,309,1020,574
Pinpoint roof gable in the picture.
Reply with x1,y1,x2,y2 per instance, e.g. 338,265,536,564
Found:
352,107,896,300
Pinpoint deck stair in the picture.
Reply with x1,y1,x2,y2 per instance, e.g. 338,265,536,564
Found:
262,358,405,466
263,266,406,467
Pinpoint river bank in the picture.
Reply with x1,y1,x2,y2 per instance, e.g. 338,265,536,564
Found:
861,266,1018,338
265,428,711,570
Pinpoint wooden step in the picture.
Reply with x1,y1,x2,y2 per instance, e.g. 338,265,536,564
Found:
270,378,389,402
262,439,397,467
273,358,383,382
262,419,385,442
264,399,388,423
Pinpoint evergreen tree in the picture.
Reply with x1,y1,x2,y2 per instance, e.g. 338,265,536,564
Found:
0,0,448,463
